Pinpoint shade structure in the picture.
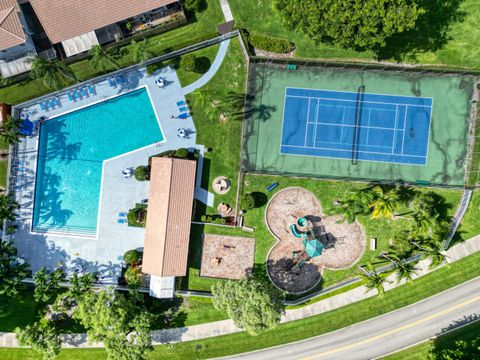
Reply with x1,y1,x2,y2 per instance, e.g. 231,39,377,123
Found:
302,238,323,258
19,119,35,136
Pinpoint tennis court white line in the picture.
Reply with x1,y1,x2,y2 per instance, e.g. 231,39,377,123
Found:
313,99,320,147
315,121,404,132
313,139,392,150
401,106,408,154
285,86,434,102
392,104,399,154
281,144,427,158
286,94,432,108
304,98,311,147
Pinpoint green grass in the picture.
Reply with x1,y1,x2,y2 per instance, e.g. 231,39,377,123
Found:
0,0,223,105
148,44,220,87
229,0,480,69
455,190,480,242
381,319,480,359
0,158,8,188
241,174,461,290
3,248,480,359
0,289,38,331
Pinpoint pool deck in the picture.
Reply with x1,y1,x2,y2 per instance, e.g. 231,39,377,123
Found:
9,65,213,281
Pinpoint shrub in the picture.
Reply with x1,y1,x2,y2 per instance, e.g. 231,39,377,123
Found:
175,148,189,159
183,0,206,12
200,215,207,222
134,165,149,181
213,217,227,225
124,266,142,289
123,249,142,264
241,193,256,210
248,33,294,54
127,205,147,227
180,54,197,72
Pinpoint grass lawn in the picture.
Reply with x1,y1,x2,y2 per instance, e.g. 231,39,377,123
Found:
0,158,8,188
455,190,480,243
381,319,480,359
229,0,480,69
3,246,480,359
0,0,224,105
241,174,461,291
147,44,220,87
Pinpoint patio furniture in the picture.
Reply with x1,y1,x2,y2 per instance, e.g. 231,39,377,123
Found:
266,182,279,191
118,219,127,224
155,78,165,88
177,128,186,138
118,212,127,217
176,100,186,107
88,84,96,95
178,106,188,112
67,92,75,102
73,89,82,100
108,78,116,87
40,102,47,111
178,112,189,119
122,168,133,178
80,87,88,97
52,98,61,108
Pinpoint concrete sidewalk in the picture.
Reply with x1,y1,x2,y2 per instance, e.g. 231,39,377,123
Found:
1,235,479,348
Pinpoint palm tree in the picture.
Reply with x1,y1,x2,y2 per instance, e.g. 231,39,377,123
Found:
395,260,417,284
0,241,30,297
0,115,24,145
89,45,118,72
0,194,18,222
370,186,400,219
130,38,154,64
409,208,438,236
410,240,447,267
191,89,217,119
30,56,76,89
358,263,388,297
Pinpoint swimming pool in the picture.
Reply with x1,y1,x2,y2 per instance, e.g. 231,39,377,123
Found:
32,88,164,235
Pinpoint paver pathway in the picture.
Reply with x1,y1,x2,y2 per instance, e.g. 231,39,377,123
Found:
2,234,479,348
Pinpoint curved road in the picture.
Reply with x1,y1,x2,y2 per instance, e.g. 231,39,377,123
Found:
228,276,480,360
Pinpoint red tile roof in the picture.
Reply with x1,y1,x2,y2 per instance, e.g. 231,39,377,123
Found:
142,157,196,277
29,0,177,44
0,0,26,50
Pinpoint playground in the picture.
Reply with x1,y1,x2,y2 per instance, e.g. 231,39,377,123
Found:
200,234,255,279
265,187,365,293
242,63,475,186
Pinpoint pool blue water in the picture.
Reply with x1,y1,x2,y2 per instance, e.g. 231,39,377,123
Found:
33,89,163,234
280,88,432,165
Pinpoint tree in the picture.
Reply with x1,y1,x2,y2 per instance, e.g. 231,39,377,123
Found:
124,266,142,289
68,272,96,298
16,321,61,360
183,0,206,12
241,192,256,210
89,45,119,73
33,268,65,303
394,259,417,284
408,207,438,236
0,115,24,145
0,241,30,297
130,39,154,64
0,194,19,222
369,186,400,219
180,54,197,72
336,188,374,222
273,0,424,50
427,335,480,359
410,240,447,267
30,56,76,89
212,278,284,336
358,263,388,297
123,249,142,264
74,289,154,360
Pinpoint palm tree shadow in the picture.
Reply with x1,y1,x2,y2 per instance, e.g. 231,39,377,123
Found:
377,0,466,61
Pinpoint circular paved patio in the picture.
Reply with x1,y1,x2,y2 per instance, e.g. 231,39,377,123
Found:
265,187,366,294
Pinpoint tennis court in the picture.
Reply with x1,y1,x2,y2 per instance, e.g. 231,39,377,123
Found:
281,87,432,165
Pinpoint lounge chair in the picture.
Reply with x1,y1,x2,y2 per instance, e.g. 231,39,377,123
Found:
67,92,75,102
52,98,61,108
178,106,188,112
40,102,47,111
117,219,127,224
178,112,189,119
118,212,127,217
108,78,116,87
73,89,82,100
88,84,96,95
80,88,88,97
176,100,186,107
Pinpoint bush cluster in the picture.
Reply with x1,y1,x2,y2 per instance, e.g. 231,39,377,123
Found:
248,33,294,54
134,165,150,181
200,214,227,225
241,193,256,210
183,0,206,12
180,54,197,72
127,205,147,227
175,148,189,159
123,249,142,264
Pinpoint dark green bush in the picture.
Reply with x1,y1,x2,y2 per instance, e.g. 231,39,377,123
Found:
212,217,227,225
175,148,189,159
124,266,142,289
123,249,142,264
201,215,207,222
134,165,149,181
180,54,197,72
248,33,294,54
183,0,207,12
241,193,256,210
127,205,148,227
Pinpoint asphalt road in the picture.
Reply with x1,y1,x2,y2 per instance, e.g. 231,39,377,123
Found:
228,276,480,360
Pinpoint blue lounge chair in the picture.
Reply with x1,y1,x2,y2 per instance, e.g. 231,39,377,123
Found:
178,112,189,119
108,78,116,87
80,87,88,97
44,100,51,110
266,182,279,191
40,102,47,111
52,98,61,108
178,106,188,112
67,92,75,102
118,212,127,217
73,89,81,100
117,219,127,224
88,84,96,95
176,100,186,107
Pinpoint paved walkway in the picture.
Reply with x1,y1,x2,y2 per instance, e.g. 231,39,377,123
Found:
220,0,234,22
1,234,479,348
182,39,231,95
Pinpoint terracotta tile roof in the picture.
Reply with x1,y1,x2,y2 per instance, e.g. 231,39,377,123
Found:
29,0,177,44
0,0,26,50
142,157,196,277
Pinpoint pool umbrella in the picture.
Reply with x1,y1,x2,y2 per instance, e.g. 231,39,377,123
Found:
19,119,35,136
301,239,323,258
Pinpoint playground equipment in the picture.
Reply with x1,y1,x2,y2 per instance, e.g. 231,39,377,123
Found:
285,217,324,271
290,217,311,238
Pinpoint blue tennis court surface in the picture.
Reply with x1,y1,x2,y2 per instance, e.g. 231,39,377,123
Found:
280,88,432,165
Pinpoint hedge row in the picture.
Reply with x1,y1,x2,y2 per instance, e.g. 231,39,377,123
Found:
248,33,294,54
